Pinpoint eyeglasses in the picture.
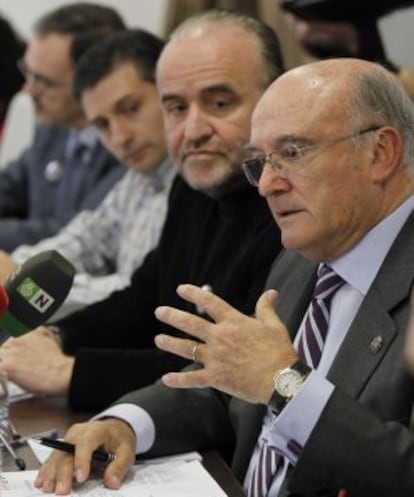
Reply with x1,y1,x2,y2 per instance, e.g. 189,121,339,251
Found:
242,125,381,187
17,59,69,91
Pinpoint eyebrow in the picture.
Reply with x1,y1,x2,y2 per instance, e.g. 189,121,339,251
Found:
246,134,315,153
203,83,235,94
160,93,178,105
114,94,140,110
160,83,236,104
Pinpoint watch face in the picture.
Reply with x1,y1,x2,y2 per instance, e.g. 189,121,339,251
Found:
274,369,304,397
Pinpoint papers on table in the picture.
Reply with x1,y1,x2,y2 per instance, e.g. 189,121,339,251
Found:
1,456,228,496
8,381,33,403
27,438,53,464
28,436,202,467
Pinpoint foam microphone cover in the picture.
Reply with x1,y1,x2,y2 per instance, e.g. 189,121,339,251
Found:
0,286,9,318
0,250,75,337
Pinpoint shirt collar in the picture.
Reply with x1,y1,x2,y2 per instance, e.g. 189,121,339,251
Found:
144,157,175,192
76,125,98,148
329,194,414,295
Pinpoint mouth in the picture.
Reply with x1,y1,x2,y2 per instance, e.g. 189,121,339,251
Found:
275,208,303,220
123,147,146,163
183,150,219,161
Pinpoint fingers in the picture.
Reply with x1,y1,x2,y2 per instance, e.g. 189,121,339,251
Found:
155,305,211,342
35,419,136,493
176,284,239,322
103,441,135,489
35,422,96,493
255,289,280,323
35,451,76,495
161,368,208,389
155,335,205,363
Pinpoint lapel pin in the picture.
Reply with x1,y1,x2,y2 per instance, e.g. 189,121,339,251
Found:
369,335,384,354
44,160,63,182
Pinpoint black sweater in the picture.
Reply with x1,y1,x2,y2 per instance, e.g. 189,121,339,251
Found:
57,176,283,411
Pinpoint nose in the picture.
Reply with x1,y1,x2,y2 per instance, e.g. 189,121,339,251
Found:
182,106,212,144
23,78,41,98
258,163,291,198
110,118,134,148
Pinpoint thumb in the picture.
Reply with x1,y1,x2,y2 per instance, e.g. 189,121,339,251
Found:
103,447,134,490
255,289,280,323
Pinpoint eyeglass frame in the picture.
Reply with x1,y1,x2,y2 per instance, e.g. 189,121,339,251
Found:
242,125,382,187
17,59,70,92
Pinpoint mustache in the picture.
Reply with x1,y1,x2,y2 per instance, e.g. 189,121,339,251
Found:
121,143,146,161
180,148,225,161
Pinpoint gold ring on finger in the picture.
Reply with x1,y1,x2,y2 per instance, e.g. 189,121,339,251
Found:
191,342,201,363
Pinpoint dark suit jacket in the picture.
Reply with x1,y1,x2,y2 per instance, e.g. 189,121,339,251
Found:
0,123,123,251
118,210,414,497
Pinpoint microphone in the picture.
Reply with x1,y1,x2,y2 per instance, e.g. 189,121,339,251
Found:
0,250,75,337
0,285,9,318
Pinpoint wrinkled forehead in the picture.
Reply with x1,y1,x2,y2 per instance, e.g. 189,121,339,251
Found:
250,66,350,146
157,26,263,94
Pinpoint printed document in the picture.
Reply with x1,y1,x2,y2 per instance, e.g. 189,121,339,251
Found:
1,458,228,496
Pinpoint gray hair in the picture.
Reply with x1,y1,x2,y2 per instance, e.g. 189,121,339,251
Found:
168,9,284,90
348,64,414,167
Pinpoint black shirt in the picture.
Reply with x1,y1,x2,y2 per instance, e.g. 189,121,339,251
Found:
58,176,283,411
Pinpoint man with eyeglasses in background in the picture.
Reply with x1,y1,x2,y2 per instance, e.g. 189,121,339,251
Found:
0,3,125,251
0,10,284,415
37,58,414,496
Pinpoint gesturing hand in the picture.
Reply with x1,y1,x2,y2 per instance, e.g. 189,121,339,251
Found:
154,284,298,405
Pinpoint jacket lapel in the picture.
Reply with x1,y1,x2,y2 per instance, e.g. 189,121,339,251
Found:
328,211,414,397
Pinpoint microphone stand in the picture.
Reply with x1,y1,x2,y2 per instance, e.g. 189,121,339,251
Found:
0,430,26,470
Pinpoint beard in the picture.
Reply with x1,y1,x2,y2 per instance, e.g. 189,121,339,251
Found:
181,161,248,199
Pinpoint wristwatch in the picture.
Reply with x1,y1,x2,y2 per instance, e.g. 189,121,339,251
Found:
269,360,311,415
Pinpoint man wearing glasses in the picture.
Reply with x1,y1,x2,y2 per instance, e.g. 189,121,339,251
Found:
0,3,125,251
38,58,414,496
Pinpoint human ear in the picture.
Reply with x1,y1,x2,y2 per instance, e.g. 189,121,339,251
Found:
371,126,402,184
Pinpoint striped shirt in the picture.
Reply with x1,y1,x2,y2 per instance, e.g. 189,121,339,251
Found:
13,159,176,319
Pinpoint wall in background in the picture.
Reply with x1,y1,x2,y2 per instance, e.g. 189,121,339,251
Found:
379,6,414,70
0,0,413,70
0,0,168,39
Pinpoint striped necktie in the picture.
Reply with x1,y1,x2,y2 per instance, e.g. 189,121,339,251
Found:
55,136,89,222
248,265,344,497
298,265,344,369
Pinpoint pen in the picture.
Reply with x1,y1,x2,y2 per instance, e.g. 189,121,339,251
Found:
13,427,59,445
0,430,26,470
34,436,116,463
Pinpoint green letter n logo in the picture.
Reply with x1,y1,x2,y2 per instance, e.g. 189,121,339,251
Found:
16,277,55,313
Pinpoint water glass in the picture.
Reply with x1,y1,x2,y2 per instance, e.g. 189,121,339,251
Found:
0,370,10,443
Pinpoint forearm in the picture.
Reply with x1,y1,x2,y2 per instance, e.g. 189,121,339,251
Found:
117,376,234,459
13,209,115,273
50,272,130,321
68,348,190,411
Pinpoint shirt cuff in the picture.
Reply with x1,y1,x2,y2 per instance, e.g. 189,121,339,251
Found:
267,370,334,463
92,403,155,454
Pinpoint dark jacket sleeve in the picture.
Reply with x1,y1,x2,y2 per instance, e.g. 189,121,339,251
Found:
59,245,190,411
0,148,54,250
0,124,124,251
59,179,282,411
117,370,236,461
